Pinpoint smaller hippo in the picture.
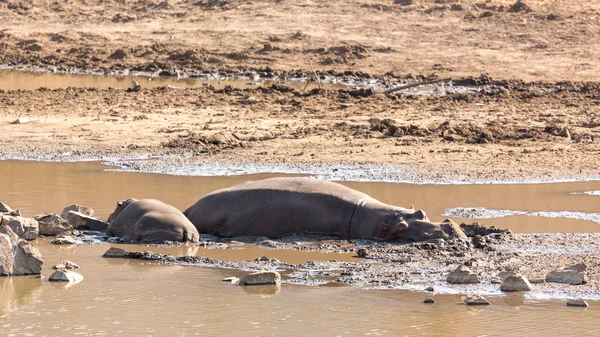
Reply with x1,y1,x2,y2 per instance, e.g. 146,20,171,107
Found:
107,199,199,243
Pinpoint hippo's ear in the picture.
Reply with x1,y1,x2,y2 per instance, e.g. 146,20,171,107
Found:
117,201,123,207
409,209,428,221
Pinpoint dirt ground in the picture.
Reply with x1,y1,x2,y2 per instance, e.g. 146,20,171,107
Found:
1,0,600,182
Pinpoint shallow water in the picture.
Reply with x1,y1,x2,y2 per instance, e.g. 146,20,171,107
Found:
2,161,600,336
0,239,598,337
1,160,600,233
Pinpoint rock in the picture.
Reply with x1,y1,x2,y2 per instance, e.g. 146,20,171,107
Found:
423,297,436,304
357,248,368,258
425,286,435,292
566,299,589,308
394,0,413,5
52,260,80,270
48,270,84,283
559,128,570,138
546,264,588,285
2,215,39,240
67,211,109,231
11,117,37,125
109,49,127,60
222,276,240,284
34,213,73,236
1,225,43,276
239,270,281,286
491,276,503,284
464,294,491,306
61,204,94,219
51,234,77,245
103,247,128,258
258,240,277,248
0,201,13,213
471,235,487,249
460,222,511,237
447,265,480,284
500,273,532,292
507,0,532,13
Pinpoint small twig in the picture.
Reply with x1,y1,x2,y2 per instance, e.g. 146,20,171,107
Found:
384,78,451,94
308,60,321,90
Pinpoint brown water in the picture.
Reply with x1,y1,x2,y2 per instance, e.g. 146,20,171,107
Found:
1,160,599,233
0,69,343,91
1,160,600,336
0,240,597,337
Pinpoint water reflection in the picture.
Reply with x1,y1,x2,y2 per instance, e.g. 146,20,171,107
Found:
0,276,43,313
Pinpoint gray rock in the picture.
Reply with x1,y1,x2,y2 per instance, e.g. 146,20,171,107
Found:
52,260,80,270
447,265,480,284
61,204,94,219
566,299,589,308
239,271,281,286
11,117,37,125
67,211,109,231
2,215,39,240
425,286,435,292
51,234,77,245
258,240,278,248
48,270,84,283
423,297,436,304
464,294,491,306
103,247,127,258
34,213,73,236
500,273,532,292
0,225,43,276
546,264,588,285
0,201,13,213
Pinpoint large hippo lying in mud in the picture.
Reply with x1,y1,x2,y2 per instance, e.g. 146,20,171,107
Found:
184,177,465,242
107,199,199,243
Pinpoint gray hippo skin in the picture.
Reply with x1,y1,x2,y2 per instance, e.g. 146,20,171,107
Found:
184,177,466,242
107,199,200,243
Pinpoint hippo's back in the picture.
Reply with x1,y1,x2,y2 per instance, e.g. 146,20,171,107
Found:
184,177,372,237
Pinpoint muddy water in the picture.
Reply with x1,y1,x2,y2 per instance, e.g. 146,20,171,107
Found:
0,69,343,91
0,240,597,337
1,160,600,233
2,161,600,336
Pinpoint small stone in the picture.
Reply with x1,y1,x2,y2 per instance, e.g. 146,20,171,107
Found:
239,270,281,286
357,248,368,258
48,270,84,283
258,240,277,248
67,211,109,231
559,128,570,138
61,204,94,219
500,273,532,292
34,213,73,236
109,49,127,60
103,247,128,258
423,297,436,304
52,260,80,270
425,286,435,292
2,215,39,240
507,0,532,13
546,264,587,285
11,117,37,125
566,299,589,308
222,276,240,284
0,201,13,212
491,277,503,284
464,294,491,306
447,265,480,284
394,0,413,5
51,235,77,245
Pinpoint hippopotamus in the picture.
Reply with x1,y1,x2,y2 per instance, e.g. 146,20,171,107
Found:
107,199,199,243
183,177,465,242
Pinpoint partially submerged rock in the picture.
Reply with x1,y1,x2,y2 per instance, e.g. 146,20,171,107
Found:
500,273,532,292
67,211,109,231
52,260,80,270
239,271,281,286
0,225,43,276
34,213,73,236
546,264,588,285
51,234,77,245
61,204,94,219
222,276,240,284
566,299,589,308
423,297,436,304
102,247,127,258
464,294,490,306
48,270,84,283
1,215,39,240
447,265,480,284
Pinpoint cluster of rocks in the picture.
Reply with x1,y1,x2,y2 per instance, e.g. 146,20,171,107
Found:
49,260,84,283
1,201,109,245
0,224,43,276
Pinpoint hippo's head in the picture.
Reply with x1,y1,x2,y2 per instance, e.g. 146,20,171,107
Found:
404,218,467,242
374,209,428,241
107,198,138,223
375,209,466,242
